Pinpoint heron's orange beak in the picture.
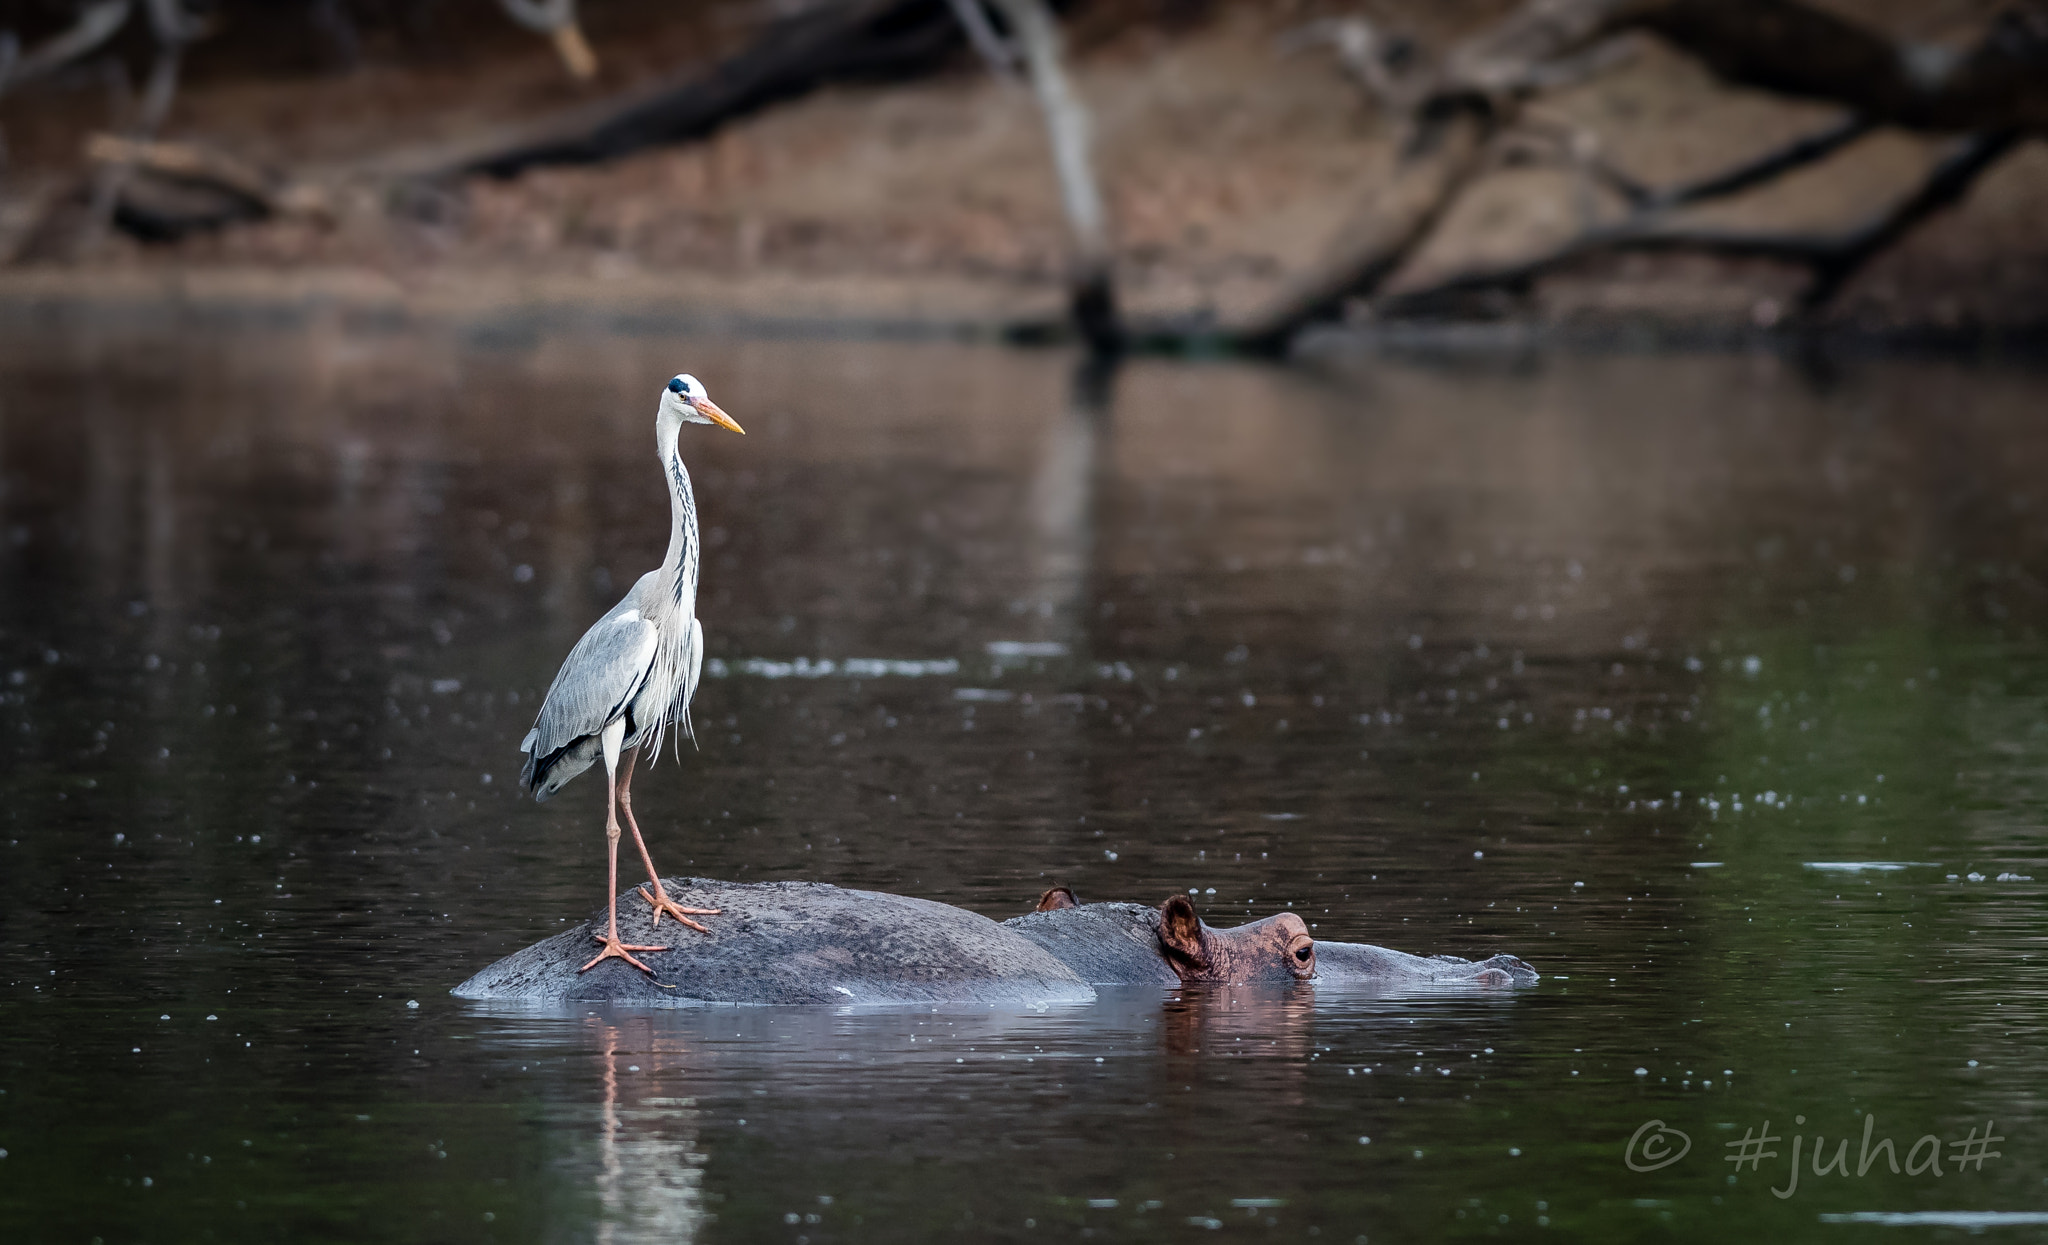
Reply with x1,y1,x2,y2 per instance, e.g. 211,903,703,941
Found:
692,397,745,435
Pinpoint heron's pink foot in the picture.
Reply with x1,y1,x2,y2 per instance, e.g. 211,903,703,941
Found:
639,883,720,934
579,933,669,975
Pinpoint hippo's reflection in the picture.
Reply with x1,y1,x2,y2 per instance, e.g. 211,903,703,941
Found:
1158,983,1320,1062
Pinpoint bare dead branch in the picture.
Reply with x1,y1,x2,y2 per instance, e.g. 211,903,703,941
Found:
1278,17,1424,112
142,0,205,45
468,0,966,176
1499,118,1650,205
1229,3,1672,351
1356,0,2048,135
1223,0,2045,351
1511,110,1879,214
1230,108,1494,352
86,133,275,207
986,0,1119,352
1379,128,2024,316
1435,0,1629,99
1642,113,1875,210
76,0,205,251
1798,128,2023,306
1499,30,1644,92
945,0,1019,74
4,1,132,90
1621,0,2048,134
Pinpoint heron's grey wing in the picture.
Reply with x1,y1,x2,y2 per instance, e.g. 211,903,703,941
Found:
523,608,659,767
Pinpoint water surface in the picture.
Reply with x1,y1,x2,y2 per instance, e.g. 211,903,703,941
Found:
2,324,2046,1241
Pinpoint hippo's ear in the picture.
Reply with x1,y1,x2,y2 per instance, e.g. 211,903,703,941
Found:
1035,886,1081,912
1157,894,1210,973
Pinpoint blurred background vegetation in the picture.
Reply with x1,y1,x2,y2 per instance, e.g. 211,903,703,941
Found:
1,0,2044,349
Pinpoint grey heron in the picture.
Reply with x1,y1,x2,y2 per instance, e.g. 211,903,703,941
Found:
519,372,745,975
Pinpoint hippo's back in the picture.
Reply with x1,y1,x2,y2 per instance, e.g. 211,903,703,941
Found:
453,879,1095,1007
1002,902,1181,986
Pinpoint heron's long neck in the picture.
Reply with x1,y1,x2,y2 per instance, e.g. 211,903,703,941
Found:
658,437,700,619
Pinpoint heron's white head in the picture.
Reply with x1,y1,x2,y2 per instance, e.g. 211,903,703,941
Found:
661,373,745,435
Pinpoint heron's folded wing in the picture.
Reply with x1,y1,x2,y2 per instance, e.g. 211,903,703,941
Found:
524,610,658,760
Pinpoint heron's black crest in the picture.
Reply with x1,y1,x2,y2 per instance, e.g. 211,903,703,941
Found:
667,376,687,394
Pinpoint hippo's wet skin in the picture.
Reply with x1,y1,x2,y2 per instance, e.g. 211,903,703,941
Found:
452,879,1093,1007
452,878,1536,1006
1008,887,1535,989
1002,888,1316,985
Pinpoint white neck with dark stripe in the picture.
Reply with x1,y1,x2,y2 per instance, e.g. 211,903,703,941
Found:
657,436,700,620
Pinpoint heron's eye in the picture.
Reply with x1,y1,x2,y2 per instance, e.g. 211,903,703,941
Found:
667,377,687,394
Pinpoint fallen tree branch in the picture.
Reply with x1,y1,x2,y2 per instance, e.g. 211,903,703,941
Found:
1421,0,2048,134
1638,112,1875,211
945,0,1019,73
78,2,193,251
1379,128,2024,316
1229,4,1672,350
1623,0,2048,134
1231,107,1493,352
1278,17,1426,112
468,0,967,177
82,132,319,238
86,132,273,204
1491,119,1647,207
1223,0,2045,351
1508,110,1876,213
2,0,131,90
1796,127,2023,306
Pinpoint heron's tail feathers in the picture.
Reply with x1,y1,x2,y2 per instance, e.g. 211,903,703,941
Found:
521,734,600,802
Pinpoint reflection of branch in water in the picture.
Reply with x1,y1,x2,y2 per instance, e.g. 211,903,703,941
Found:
584,1017,708,1245
1023,355,1119,644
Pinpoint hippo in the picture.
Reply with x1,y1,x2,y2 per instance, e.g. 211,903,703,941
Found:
450,877,1536,1007
1007,886,1537,989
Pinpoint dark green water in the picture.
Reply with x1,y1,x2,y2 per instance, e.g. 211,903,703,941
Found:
2,323,2045,1242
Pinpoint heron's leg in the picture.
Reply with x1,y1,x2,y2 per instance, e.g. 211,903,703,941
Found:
618,746,720,932
581,721,668,975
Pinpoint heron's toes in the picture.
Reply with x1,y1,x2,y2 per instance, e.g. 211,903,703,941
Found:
639,884,721,932
579,933,669,975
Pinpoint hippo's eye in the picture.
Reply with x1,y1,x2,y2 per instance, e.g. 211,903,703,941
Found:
1294,946,1311,962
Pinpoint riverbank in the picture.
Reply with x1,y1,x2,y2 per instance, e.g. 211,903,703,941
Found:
5,3,2045,343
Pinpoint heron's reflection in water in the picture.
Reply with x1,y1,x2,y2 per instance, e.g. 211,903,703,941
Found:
576,1015,709,1245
